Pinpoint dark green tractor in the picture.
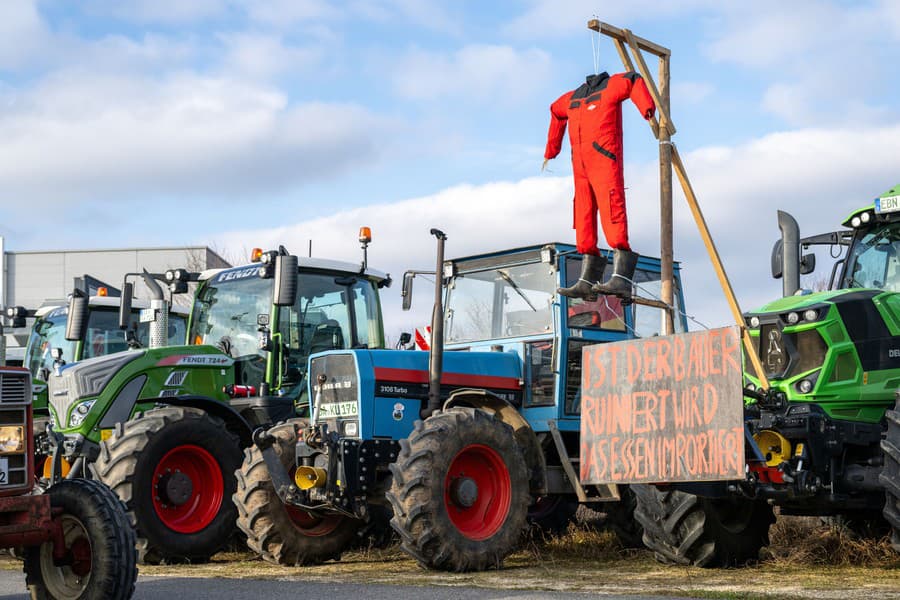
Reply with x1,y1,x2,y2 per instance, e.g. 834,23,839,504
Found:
635,184,900,566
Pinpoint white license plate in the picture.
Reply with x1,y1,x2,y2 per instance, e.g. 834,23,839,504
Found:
0,457,8,486
318,401,359,419
139,308,156,323
876,194,900,214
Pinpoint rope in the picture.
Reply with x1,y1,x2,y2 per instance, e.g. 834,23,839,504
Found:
590,16,601,75
615,274,713,332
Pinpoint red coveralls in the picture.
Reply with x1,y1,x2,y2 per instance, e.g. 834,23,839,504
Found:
545,72,655,254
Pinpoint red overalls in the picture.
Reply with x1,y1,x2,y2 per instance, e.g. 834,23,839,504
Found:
545,72,655,254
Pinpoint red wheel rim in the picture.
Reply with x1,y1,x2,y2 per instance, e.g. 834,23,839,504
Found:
151,444,223,534
283,468,343,537
444,444,512,541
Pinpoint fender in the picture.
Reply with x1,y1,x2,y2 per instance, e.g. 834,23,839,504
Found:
161,395,254,447
443,388,546,495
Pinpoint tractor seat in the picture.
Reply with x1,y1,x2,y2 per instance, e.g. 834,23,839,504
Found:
309,320,345,354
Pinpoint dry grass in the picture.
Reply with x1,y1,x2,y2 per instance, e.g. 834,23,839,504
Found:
764,515,899,568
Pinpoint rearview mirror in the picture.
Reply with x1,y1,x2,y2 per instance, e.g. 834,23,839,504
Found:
800,253,816,275
119,282,134,329
401,272,415,311
65,289,89,341
770,240,783,279
273,255,298,306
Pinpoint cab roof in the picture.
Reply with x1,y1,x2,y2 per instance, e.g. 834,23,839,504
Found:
199,257,388,283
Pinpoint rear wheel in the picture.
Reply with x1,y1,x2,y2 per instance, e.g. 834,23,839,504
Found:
387,407,530,572
633,485,775,567
94,406,242,564
24,479,137,600
234,420,360,565
881,395,900,552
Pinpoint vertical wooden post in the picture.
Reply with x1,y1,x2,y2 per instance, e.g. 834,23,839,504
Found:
658,54,674,335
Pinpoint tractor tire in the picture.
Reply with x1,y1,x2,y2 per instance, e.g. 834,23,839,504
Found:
527,495,579,537
234,420,360,565
633,485,775,567
387,407,530,572
94,406,242,564
24,478,137,600
604,485,644,548
881,396,900,552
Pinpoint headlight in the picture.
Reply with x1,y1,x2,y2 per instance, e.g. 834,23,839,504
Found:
851,216,862,228
342,421,359,437
803,309,818,322
786,312,800,325
860,211,871,223
797,379,813,394
69,399,96,427
749,316,760,328
0,426,25,454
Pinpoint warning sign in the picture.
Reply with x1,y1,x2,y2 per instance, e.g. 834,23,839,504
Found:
580,326,745,485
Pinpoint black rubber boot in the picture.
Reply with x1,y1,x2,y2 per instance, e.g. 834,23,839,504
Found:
593,249,638,301
558,253,606,300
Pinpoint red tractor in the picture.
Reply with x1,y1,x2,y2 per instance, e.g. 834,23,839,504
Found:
0,366,136,599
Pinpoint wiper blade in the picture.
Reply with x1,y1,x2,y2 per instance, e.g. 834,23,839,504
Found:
497,269,537,311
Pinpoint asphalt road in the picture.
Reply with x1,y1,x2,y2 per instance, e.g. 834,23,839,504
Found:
0,572,696,599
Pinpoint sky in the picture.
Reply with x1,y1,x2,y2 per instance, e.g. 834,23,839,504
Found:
3,0,900,340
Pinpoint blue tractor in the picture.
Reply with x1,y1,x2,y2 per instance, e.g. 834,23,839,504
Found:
235,230,688,571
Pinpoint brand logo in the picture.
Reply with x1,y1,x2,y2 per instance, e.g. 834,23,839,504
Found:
214,266,263,283
392,402,405,421
587,104,597,110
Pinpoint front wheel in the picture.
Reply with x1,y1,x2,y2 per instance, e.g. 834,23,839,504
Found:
633,485,775,567
881,395,900,552
24,479,137,600
94,406,243,564
387,407,530,572
234,420,360,565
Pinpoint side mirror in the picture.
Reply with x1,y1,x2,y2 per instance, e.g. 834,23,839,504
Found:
65,289,89,342
119,282,134,329
771,239,783,279
800,253,816,275
273,255,298,306
397,332,412,349
401,272,415,311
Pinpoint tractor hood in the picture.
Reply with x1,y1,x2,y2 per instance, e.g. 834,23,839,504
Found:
748,289,853,316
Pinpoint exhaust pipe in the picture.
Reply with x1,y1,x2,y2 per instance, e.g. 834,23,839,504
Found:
777,210,801,297
140,269,168,349
423,228,447,418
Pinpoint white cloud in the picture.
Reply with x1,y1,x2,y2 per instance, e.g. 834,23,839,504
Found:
391,44,553,102
0,72,388,205
0,0,52,70
672,81,713,104
213,122,900,339
218,33,324,79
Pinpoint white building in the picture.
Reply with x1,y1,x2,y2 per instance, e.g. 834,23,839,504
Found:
0,239,231,360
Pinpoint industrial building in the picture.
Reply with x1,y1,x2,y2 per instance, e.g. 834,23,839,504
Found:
0,239,231,361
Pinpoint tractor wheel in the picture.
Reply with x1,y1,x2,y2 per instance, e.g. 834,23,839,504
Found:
94,406,242,564
633,485,775,567
24,479,137,600
604,485,644,548
527,495,578,537
881,395,900,552
234,420,360,565
387,407,530,572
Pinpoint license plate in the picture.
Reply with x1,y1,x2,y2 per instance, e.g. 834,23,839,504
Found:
876,194,900,214
0,457,8,486
139,308,156,323
318,401,359,419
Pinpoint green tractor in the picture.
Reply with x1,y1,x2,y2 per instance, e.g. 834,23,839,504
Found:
45,243,390,563
4,285,189,458
634,184,900,565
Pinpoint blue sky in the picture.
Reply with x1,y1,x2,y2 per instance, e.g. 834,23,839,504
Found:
3,0,900,335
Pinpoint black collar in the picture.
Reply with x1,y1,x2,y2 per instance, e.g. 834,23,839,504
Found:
585,72,609,89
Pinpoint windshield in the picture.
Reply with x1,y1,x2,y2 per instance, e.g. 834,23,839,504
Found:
842,222,900,290
190,270,273,358
445,261,556,343
82,308,187,359
24,306,188,379
24,308,76,380
276,272,384,399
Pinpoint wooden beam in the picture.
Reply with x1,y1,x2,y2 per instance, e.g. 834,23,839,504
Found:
623,29,676,136
670,144,770,388
611,38,660,139
658,53,675,336
588,20,670,57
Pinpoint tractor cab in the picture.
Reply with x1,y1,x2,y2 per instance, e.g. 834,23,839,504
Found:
442,243,687,429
